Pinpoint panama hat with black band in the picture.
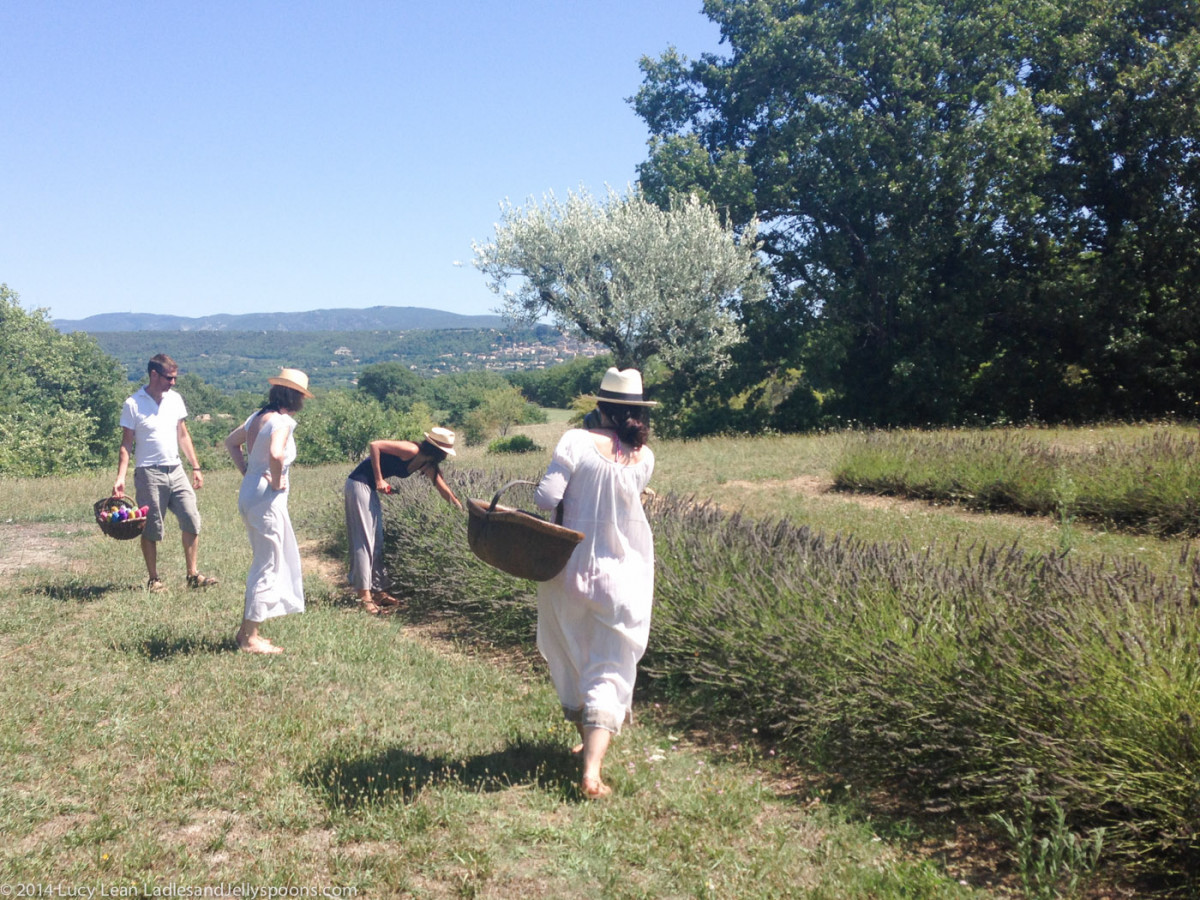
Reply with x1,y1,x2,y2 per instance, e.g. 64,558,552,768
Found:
596,367,657,407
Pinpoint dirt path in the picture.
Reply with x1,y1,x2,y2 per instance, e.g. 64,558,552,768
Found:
0,522,88,576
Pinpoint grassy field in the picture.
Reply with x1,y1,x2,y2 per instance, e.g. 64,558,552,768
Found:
2,422,1188,896
0,446,993,898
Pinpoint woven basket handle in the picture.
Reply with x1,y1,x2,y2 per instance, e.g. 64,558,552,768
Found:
489,479,539,513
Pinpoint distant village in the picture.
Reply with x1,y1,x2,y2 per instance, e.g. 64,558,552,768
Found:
331,332,608,377
436,333,607,373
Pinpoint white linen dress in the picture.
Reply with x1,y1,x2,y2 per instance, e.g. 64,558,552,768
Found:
238,411,304,623
534,428,655,734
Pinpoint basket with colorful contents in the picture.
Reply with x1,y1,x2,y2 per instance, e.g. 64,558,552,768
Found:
466,480,584,582
93,496,150,540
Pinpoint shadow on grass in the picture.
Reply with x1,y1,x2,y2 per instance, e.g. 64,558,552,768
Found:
303,737,579,810
26,582,126,603
113,631,240,660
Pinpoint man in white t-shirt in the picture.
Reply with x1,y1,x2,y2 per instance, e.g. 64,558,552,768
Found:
113,353,219,593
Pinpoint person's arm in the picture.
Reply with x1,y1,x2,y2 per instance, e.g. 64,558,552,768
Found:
114,427,135,498
535,434,576,511
268,419,291,491
224,423,248,476
178,420,203,489
368,439,418,492
427,468,463,510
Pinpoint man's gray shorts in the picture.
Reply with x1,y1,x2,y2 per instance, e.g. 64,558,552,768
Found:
134,464,201,541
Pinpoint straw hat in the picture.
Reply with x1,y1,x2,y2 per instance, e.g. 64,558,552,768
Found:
424,426,457,456
596,367,657,407
268,367,314,398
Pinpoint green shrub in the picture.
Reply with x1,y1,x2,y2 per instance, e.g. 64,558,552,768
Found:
0,284,127,474
487,435,540,454
294,393,432,465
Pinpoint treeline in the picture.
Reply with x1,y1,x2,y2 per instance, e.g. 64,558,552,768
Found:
151,362,618,473
0,285,614,477
90,323,584,393
9,1,1200,448
631,0,1200,428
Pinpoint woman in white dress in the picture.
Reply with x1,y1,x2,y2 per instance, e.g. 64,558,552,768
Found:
534,367,656,799
224,368,313,654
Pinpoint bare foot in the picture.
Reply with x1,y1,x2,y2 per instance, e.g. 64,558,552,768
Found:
237,634,283,654
570,743,583,755
581,776,611,799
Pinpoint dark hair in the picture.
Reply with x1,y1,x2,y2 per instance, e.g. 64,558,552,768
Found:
261,384,305,414
148,353,178,377
597,402,649,450
418,439,448,465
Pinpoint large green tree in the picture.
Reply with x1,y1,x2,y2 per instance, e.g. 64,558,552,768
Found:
635,0,1200,424
0,285,127,475
1029,0,1200,419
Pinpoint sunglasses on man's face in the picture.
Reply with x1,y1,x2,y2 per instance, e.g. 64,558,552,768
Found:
152,368,178,382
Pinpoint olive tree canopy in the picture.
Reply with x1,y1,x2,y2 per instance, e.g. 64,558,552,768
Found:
472,187,765,378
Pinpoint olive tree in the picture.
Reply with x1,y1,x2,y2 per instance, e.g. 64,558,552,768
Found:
472,187,766,379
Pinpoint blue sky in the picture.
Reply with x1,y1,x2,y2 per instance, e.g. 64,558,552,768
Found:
2,1,722,322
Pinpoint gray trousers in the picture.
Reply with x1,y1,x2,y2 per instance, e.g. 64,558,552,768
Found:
344,477,388,592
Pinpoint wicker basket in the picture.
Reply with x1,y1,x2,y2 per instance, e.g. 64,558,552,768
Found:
93,496,146,541
467,480,584,581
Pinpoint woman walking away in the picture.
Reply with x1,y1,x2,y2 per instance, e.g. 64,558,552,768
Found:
224,368,313,654
533,367,656,799
344,427,463,615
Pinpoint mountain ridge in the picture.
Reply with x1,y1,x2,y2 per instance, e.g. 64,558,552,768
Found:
53,305,507,333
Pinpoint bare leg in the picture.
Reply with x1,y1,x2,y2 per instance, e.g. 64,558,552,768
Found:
182,530,199,577
140,536,159,581
236,619,282,654
581,726,612,798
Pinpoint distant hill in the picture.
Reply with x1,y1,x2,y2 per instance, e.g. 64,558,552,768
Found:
53,305,507,333
83,323,602,394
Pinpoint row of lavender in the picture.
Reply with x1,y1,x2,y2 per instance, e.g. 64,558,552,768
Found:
835,429,1200,536
382,468,1200,888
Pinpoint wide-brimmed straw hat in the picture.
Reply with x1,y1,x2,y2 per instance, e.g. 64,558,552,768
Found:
596,367,657,407
424,426,457,456
268,367,314,398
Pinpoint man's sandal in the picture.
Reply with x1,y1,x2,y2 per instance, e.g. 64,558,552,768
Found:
147,578,167,593
187,573,219,588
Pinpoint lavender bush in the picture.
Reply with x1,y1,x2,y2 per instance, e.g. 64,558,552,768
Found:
382,468,1200,886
